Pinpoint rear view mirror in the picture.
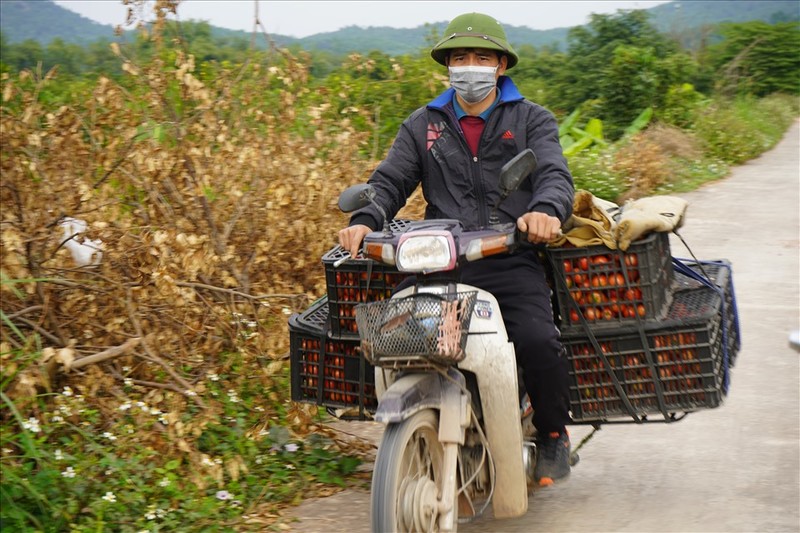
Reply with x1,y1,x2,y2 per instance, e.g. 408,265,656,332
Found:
489,149,538,226
338,184,375,213
498,149,537,201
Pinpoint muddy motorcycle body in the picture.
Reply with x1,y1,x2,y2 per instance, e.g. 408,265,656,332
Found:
338,150,540,532
365,282,533,531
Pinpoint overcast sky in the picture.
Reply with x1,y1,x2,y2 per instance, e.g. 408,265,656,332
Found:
53,1,673,38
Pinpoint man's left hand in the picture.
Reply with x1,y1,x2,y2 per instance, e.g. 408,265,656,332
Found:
517,212,561,244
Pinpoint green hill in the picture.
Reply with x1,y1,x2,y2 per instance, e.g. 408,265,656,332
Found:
1,0,797,54
0,0,116,44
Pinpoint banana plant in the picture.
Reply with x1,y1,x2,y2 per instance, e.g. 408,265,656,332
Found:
560,107,607,157
559,106,654,157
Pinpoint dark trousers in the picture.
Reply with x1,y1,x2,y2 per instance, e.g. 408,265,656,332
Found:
397,250,571,435
459,250,571,435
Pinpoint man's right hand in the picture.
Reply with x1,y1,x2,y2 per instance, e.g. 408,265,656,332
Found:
338,224,372,258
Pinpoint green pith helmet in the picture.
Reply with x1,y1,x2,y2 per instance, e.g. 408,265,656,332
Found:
431,12,519,69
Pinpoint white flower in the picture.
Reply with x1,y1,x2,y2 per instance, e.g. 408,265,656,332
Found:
227,390,240,403
122,366,131,372
158,415,168,425
216,490,232,501
282,307,291,315
22,417,41,433
102,432,117,441
101,491,116,503
158,477,170,487
284,443,299,453
124,378,134,387
62,386,74,397
54,449,63,460
51,415,64,423
62,466,76,478
254,406,265,412
185,390,197,397
119,402,132,411
207,373,219,382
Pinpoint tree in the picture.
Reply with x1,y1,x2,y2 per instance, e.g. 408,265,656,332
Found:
548,10,694,139
708,21,800,97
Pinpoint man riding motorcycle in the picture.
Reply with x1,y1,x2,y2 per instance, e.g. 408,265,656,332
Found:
338,11,575,485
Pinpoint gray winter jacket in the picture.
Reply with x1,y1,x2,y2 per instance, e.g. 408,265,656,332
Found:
350,76,574,231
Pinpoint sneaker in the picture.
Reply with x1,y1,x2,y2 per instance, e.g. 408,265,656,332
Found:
534,431,571,486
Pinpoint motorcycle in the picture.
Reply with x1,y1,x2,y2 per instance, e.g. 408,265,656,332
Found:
337,149,561,532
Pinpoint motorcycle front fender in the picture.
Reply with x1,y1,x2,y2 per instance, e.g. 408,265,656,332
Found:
373,370,466,429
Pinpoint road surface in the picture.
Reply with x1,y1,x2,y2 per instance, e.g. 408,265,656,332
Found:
286,120,800,533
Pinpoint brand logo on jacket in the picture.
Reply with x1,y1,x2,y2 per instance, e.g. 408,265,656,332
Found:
426,121,446,151
502,130,515,139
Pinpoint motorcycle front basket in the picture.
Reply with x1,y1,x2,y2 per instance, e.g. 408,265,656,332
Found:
354,291,478,367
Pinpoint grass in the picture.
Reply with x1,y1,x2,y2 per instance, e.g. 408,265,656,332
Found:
0,347,364,532
569,93,798,203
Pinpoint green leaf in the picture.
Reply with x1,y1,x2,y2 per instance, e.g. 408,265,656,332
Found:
623,107,653,137
562,135,594,157
269,426,290,447
558,108,581,137
584,118,606,144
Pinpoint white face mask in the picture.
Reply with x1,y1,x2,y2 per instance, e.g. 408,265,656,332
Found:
448,65,498,104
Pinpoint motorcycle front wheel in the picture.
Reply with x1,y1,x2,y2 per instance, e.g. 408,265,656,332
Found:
371,408,453,532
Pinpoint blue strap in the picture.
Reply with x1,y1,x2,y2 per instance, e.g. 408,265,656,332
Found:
671,258,740,394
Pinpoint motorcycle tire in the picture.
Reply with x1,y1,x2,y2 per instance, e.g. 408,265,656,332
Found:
370,408,455,532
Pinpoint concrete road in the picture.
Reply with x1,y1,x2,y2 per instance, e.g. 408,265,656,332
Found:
286,120,800,533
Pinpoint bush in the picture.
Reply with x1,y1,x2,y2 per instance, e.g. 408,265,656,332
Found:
692,93,799,164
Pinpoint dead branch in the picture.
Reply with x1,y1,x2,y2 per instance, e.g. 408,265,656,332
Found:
174,281,306,304
12,316,62,345
70,337,143,370
4,305,43,320
125,289,208,409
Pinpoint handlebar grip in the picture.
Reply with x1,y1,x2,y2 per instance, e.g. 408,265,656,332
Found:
514,228,553,253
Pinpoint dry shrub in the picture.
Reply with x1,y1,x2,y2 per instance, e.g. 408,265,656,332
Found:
0,25,379,428
612,124,700,202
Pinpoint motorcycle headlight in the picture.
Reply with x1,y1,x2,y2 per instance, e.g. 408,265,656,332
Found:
395,231,456,273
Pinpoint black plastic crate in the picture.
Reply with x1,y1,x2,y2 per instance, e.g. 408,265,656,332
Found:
547,231,673,330
289,297,377,418
672,259,740,366
323,219,413,338
563,285,729,422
